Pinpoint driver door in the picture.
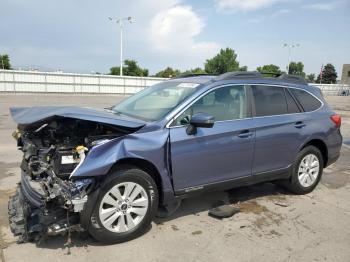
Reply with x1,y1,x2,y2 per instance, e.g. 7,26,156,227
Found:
169,85,255,193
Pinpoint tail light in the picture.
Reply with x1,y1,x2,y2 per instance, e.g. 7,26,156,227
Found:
330,114,341,128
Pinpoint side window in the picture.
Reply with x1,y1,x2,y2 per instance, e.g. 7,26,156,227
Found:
290,89,322,112
285,88,301,113
252,85,288,117
173,85,247,126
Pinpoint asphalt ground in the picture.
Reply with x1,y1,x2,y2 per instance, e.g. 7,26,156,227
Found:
0,94,349,262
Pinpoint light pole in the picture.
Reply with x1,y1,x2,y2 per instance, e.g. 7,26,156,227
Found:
283,43,300,74
109,16,133,76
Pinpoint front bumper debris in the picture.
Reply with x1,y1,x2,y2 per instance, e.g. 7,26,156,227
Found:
8,172,91,243
8,187,28,243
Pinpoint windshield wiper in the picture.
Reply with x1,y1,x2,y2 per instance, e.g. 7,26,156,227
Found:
104,107,124,115
103,107,127,118
112,110,124,116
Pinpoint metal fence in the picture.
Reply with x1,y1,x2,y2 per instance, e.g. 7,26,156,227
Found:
1,69,349,96
310,83,350,96
0,69,167,94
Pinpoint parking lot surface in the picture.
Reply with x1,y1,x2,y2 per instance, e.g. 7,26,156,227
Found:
0,94,349,262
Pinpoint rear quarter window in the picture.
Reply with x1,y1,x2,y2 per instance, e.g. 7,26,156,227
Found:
290,89,322,112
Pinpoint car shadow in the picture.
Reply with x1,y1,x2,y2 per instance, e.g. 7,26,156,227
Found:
154,182,292,224
35,182,290,250
35,224,153,251
35,232,98,251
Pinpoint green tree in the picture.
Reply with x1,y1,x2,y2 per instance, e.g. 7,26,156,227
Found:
256,64,281,75
155,67,181,78
306,73,315,83
288,61,305,77
0,54,11,70
110,67,120,75
316,63,337,84
181,67,206,76
110,59,148,76
204,48,246,74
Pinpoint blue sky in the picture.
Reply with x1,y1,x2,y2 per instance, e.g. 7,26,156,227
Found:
1,0,349,76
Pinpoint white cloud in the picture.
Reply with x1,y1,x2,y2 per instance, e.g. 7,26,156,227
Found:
270,8,291,18
248,18,263,23
303,1,342,11
247,8,290,24
215,0,283,12
149,5,220,59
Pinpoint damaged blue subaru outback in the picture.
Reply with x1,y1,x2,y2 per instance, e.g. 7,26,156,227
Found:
8,72,342,244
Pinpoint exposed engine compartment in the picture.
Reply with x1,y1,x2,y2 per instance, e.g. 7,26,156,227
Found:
18,118,125,178
9,117,132,242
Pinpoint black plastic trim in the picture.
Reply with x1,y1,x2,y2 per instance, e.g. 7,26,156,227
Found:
284,87,304,112
175,165,292,197
20,171,45,208
326,152,340,167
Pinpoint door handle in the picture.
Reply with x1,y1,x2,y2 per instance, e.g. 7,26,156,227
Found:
294,121,306,128
238,130,253,138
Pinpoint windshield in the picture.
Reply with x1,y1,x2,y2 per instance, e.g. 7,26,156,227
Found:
112,81,200,121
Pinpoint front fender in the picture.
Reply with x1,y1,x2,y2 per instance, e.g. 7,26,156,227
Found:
72,129,169,177
71,128,175,204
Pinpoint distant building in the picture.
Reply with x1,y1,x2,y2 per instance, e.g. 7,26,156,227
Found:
341,64,350,85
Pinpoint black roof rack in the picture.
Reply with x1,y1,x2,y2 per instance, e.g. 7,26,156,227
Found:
259,71,282,77
212,71,307,85
278,74,307,84
174,73,215,78
214,71,262,81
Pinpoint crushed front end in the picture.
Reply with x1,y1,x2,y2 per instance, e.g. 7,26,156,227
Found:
8,116,130,243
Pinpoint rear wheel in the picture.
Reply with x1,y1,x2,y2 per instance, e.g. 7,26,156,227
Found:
88,167,158,244
283,146,323,194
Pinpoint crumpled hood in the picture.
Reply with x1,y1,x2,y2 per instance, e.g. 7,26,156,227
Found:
10,106,145,129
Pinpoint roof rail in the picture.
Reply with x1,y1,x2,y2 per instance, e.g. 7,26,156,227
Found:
278,74,307,85
259,71,282,77
212,71,307,85
175,73,215,78
214,71,262,81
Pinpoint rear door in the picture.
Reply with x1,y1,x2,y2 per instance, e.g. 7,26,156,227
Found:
251,85,305,175
169,85,255,192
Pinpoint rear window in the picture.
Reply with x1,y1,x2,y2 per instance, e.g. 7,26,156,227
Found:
290,89,322,112
252,85,288,116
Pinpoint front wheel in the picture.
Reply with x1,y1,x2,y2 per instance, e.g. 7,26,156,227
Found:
283,146,324,194
88,167,158,244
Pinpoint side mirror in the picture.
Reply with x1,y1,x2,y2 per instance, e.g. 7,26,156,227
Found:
186,113,215,135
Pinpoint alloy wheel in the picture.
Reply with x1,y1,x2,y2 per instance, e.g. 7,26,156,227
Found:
298,154,320,188
99,182,149,233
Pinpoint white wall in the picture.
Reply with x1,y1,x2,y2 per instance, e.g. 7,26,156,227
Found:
1,70,349,96
0,70,167,94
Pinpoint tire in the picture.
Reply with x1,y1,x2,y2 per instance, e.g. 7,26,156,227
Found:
88,167,158,244
8,187,27,242
284,145,324,194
